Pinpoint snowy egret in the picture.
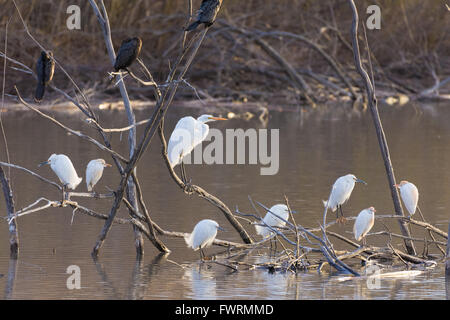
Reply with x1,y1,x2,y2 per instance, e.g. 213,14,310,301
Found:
184,219,224,260
185,0,223,31
39,154,82,190
394,180,419,217
39,154,82,201
353,207,376,246
255,204,290,238
324,174,367,223
86,159,112,192
167,114,227,182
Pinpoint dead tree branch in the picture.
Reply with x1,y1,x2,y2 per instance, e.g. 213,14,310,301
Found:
348,0,416,255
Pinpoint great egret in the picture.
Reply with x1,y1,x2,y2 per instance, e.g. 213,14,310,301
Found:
394,180,419,217
86,159,112,192
39,154,82,201
167,114,227,182
185,0,223,31
255,204,290,238
35,51,55,103
353,207,376,246
184,219,224,260
324,174,367,223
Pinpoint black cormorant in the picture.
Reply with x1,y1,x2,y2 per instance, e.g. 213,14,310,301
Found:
185,0,223,31
113,37,142,72
35,51,55,103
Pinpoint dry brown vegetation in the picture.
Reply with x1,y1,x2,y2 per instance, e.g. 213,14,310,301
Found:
1,0,449,105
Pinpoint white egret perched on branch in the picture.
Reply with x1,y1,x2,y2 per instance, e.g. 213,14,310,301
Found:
86,159,112,192
39,154,82,200
324,174,367,223
353,207,376,246
255,204,290,238
167,114,227,182
184,219,224,260
394,180,419,217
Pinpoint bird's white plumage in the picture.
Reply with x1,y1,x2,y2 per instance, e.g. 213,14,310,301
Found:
255,204,290,238
326,174,359,211
397,181,419,216
185,219,221,250
353,207,376,241
167,114,223,167
46,154,82,190
86,159,109,191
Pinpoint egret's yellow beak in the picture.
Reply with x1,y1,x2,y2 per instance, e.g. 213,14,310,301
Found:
104,163,112,167
209,117,227,121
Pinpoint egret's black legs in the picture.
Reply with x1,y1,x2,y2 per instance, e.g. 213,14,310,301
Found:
61,184,66,204
337,205,347,224
200,248,206,261
179,162,186,183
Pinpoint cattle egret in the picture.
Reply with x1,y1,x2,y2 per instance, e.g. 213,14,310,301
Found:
184,219,224,260
255,204,290,238
39,154,82,190
324,174,367,223
353,207,376,246
394,180,419,217
86,159,112,192
167,114,226,182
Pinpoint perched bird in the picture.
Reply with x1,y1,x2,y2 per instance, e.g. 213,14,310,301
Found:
113,37,142,73
353,207,376,246
255,204,290,238
394,180,419,217
39,154,82,197
35,51,55,103
185,0,223,31
167,114,226,181
86,159,112,192
324,174,367,223
184,219,224,260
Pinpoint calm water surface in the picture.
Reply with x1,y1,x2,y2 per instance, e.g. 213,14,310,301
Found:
0,101,449,299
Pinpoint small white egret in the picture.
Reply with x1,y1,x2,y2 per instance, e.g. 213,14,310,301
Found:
184,219,224,260
167,114,227,182
353,207,376,246
39,154,82,202
86,159,112,192
324,174,367,223
255,204,290,238
39,154,82,190
394,180,419,217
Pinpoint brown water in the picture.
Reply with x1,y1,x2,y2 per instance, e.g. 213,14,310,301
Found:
0,101,449,300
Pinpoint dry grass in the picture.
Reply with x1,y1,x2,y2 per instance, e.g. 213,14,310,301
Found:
0,0,448,104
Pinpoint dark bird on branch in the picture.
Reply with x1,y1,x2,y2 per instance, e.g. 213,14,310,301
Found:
34,51,55,103
185,0,223,31
113,37,142,72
